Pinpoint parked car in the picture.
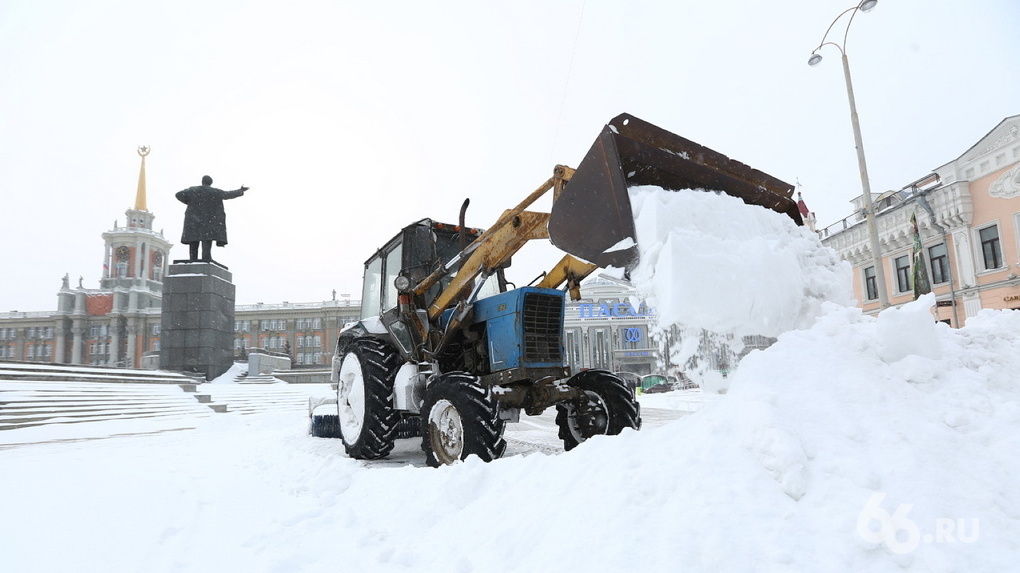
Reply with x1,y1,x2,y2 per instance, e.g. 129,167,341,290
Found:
640,374,678,394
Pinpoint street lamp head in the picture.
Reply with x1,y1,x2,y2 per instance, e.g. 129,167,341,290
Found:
808,52,823,66
859,0,878,12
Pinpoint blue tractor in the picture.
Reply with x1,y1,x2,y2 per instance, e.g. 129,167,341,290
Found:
312,114,802,466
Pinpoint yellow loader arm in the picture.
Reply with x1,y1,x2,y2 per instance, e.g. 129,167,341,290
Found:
413,113,802,327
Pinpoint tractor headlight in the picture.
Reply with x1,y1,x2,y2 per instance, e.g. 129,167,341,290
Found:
394,275,412,292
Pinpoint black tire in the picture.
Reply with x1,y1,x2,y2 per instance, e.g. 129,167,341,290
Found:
422,372,506,467
336,337,401,459
556,370,641,451
310,414,341,438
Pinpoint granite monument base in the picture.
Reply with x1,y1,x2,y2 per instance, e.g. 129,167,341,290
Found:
160,262,236,381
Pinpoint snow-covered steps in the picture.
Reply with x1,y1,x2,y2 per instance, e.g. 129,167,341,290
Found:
273,369,331,384
198,383,334,415
0,381,217,446
0,362,204,385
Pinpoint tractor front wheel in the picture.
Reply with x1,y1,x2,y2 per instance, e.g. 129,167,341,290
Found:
422,372,506,467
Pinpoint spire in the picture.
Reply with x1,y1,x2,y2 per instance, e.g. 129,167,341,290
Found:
134,145,150,211
797,191,810,217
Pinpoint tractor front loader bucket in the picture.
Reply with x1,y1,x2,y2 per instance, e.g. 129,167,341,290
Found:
548,113,803,271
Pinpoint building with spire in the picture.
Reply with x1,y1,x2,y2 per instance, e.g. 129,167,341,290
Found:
0,147,172,367
0,146,362,369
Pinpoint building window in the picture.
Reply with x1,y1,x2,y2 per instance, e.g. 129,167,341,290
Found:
894,256,911,293
564,328,581,369
591,328,611,370
864,266,878,301
928,243,949,284
260,319,285,331
296,317,323,330
979,225,1002,270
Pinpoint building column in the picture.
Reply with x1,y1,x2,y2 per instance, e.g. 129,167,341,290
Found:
126,320,138,368
71,320,85,364
104,243,112,279
109,318,121,366
135,240,145,281
54,323,65,364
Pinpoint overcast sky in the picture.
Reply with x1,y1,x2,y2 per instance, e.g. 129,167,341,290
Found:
2,0,1018,312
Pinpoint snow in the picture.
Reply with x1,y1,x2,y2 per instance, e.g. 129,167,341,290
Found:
3,191,1019,571
628,186,853,338
603,236,636,254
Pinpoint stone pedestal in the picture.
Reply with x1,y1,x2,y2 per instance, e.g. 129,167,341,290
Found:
160,262,235,380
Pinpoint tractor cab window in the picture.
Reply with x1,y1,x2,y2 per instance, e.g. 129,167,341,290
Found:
383,246,402,311
475,273,501,300
361,256,382,318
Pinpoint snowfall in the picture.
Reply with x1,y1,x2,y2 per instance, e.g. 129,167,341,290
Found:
3,189,1019,572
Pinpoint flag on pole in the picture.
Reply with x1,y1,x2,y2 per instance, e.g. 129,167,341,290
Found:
911,213,932,300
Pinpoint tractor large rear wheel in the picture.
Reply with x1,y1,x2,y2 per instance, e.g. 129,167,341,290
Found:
556,370,641,451
336,337,401,459
422,372,506,467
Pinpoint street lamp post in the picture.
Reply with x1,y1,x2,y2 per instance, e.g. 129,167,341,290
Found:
808,0,890,308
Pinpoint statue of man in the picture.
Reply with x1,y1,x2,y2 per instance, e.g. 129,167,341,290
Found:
176,175,249,262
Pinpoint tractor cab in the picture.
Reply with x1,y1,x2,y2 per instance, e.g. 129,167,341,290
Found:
359,218,508,320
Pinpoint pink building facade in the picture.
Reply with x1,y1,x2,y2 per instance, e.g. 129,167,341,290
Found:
820,115,1020,326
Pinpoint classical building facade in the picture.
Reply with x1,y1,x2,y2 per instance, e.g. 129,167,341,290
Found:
0,149,363,370
820,114,1020,326
0,147,169,367
233,300,361,367
563,275,658,376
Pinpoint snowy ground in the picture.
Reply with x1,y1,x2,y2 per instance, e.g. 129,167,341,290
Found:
1,396,691,573
4,191,1018,571
5,302,1017,572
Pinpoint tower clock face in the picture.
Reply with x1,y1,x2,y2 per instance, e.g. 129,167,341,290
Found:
152,252,163,267
116,246,131,262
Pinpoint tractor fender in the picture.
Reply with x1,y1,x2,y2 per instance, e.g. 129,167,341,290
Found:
392,361,425,413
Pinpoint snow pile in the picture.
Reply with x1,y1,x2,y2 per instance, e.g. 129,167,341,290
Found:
4,298,1018,571
628,187,853,338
